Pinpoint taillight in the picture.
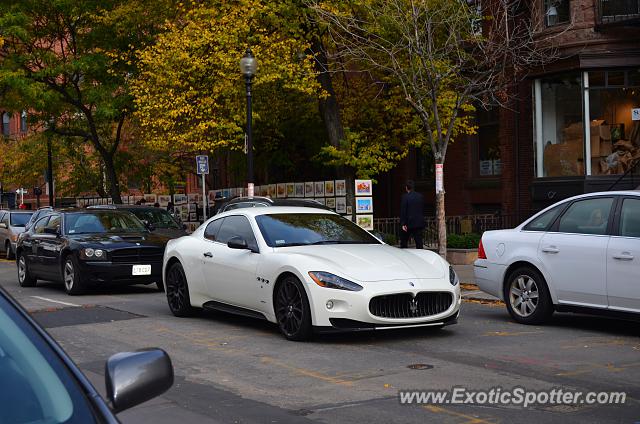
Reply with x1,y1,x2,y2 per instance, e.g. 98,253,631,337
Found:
478,238,487,259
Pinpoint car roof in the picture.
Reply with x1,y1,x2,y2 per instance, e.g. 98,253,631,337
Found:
87,204,160,209
217,206,337,218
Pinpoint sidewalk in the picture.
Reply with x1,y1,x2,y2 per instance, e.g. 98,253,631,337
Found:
452,264,501,303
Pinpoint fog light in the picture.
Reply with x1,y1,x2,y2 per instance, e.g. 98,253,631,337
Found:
326,300,334,310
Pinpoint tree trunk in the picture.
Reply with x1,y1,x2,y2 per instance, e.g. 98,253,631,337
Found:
436,164,447,258
103,154,123,204
312,37,345,148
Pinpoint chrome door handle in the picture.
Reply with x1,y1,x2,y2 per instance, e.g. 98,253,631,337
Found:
203,252,213,258
613,253,634,261
541,246,559,254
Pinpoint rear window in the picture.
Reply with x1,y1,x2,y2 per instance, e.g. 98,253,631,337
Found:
10,213,33,227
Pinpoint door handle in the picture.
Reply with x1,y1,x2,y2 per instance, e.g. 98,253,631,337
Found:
613,252,634,261
541,246,559,254
203,252,213,258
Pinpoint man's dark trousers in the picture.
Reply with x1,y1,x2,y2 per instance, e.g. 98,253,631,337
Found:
400,227,424,249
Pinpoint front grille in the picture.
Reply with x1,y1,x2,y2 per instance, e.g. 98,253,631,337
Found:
110,248,164,264
369,292,452,319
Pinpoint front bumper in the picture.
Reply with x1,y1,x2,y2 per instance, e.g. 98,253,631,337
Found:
77,260,163,285
305,277,461,329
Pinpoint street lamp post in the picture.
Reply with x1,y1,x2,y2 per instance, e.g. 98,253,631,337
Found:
240,48,257,197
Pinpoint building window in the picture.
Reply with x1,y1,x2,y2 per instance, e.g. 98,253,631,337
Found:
544,0,570,27
534,69,640,177
2,112,10,137
588,69,640,175
20,111,27,133
477,107,501,176
534,72,584,177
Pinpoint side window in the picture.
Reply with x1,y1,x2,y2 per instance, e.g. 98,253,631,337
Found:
1,212,8,225
34,216,49,234
45,214,61,233
619,198,640,238
0,212,6,225
523,205,563,231
216,215,259,251
557,198,614,235
204,219,223,241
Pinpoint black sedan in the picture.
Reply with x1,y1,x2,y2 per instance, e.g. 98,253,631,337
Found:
16,209,169,295
0,286,173,422
88,204,188,239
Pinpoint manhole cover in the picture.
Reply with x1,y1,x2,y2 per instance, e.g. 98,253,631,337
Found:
31,305,145,329
407,363,434,370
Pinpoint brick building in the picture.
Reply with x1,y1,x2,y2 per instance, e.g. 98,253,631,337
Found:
376,0,640,222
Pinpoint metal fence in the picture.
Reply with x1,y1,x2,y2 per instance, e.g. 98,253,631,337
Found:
373,213,529,248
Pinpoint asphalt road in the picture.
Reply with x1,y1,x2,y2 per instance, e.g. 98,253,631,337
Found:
0,259,638,423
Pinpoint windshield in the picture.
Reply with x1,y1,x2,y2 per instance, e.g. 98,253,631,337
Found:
10,212,33,227
0,294,97,423
255,213,381,247
129,208,181,229
65,211,147,234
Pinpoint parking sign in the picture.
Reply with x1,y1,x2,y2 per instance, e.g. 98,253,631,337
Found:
196,155,209,175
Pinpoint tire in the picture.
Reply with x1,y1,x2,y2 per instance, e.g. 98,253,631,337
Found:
63,255,85,295
165,262,197,317
17,252,37,287
274,275,313,341
5,242,13,260
504,266,553,325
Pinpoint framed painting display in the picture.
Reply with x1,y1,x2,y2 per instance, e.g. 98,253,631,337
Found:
314,181,325,197
158,195,172,207
335,197,346,213
325,197,336,209
277,183,287,198
346,205,353,215
305,182,314,197
355,179,372,196
356,214,374,230
286,183,295,197
335,180,346,196
144,194,157,204
356,197,373,213
295,183,305,197
324,180,335,196
268,184,277,198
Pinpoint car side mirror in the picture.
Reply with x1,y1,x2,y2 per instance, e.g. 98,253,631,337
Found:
43,227,60,236
0,223,6,229
227,236,249,250
105,348,173,414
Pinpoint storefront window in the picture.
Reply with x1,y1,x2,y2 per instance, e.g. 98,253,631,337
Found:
588,70,640,175
534,69,640,178
477,107,501,176
534,72,584,177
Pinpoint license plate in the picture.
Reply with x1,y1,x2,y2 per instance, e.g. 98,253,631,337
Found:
132,265,151,276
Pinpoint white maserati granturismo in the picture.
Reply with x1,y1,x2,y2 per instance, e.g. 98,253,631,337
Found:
162,207,461,340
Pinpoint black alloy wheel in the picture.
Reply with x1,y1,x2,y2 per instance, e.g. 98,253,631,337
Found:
17,252,36,287
274,276,312,341
63,255,85,295
165,262,196,317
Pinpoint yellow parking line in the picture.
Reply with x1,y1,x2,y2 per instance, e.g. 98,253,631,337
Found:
423,405,498,424
260,356,353,386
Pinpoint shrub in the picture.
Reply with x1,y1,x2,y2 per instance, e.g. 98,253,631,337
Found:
447,233,481,249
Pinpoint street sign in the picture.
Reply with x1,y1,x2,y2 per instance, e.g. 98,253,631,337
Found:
196,155,209,175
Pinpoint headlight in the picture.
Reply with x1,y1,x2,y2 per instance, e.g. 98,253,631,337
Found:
308,271,363,292
10,234,18,242
449,266,459,286
80,248,107,260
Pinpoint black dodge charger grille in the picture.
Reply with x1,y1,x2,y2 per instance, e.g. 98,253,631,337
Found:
110,248,164,263
369,292,452,319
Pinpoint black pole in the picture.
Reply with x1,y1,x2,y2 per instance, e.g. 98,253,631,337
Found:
47,132,54,207
245,75,253,186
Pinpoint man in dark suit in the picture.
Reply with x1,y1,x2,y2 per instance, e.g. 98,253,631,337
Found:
400,180,425,249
